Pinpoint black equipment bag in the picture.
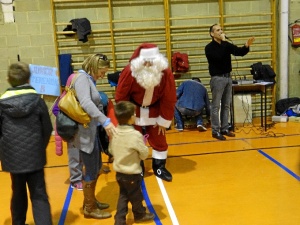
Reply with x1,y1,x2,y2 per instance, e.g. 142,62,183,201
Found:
250,62,276,83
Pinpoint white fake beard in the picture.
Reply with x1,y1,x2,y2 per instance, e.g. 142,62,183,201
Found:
131,55,168,90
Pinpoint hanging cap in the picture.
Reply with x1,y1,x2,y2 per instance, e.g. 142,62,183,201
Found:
129,43,159,61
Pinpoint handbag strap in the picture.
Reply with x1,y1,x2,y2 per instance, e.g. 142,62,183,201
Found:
66,72,93,104
67,73,78,89
57,73,78,102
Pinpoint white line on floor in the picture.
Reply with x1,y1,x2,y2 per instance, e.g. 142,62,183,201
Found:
156,176,179,225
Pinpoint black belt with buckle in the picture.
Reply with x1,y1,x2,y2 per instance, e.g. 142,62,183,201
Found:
214,73,231,78
130,99,156,108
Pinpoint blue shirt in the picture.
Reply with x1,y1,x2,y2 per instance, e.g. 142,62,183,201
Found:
176,80,210,117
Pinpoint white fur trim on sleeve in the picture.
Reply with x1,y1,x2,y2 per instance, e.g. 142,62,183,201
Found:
157,116,172,128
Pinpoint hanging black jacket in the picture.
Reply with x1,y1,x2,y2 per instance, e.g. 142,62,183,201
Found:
64,18,91,43
0,85,53,173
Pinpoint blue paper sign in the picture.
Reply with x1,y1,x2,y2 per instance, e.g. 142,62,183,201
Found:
29,64,60,96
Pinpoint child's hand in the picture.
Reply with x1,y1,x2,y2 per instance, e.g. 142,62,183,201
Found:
143,134,149,144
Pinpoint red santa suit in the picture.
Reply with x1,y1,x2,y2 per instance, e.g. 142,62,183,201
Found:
115,43,176,181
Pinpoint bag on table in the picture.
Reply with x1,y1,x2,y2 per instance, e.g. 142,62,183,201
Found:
58,73,91,127
56,111,78,142
250,62,276,83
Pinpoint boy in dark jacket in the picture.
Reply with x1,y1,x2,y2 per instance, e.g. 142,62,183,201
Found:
0,62,53,225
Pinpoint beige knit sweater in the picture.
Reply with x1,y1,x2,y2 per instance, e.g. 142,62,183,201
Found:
109,125,149,174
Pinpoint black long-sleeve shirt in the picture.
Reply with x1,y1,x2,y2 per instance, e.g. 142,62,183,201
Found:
205,40,249,76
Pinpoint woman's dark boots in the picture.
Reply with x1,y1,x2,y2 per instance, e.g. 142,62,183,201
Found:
82,180,111,219
152,158,172,182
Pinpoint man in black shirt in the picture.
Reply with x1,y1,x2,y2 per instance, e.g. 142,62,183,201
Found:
205,24,255,140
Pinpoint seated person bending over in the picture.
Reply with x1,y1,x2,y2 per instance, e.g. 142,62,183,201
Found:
174,78,211,131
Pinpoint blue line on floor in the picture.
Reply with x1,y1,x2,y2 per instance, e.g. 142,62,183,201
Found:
141,179,162,225
58,185,73,225
258,149,300,181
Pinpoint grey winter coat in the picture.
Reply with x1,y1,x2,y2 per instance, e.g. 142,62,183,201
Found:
0,85,53,173
72,71,108,154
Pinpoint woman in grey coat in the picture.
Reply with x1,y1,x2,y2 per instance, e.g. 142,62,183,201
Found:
72,54,116,220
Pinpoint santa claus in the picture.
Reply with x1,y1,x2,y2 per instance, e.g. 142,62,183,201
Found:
115,43,177,182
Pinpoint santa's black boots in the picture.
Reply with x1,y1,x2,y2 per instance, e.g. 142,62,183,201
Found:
152,158,172,182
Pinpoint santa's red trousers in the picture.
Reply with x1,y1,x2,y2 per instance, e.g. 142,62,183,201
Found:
134,125,167,152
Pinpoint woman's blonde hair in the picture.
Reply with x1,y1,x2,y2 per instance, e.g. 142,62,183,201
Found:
82,54,110,75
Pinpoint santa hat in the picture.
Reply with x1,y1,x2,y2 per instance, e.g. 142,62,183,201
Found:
129,43,160,62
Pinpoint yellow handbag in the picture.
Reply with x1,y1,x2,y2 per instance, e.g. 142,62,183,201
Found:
58,74,91,127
